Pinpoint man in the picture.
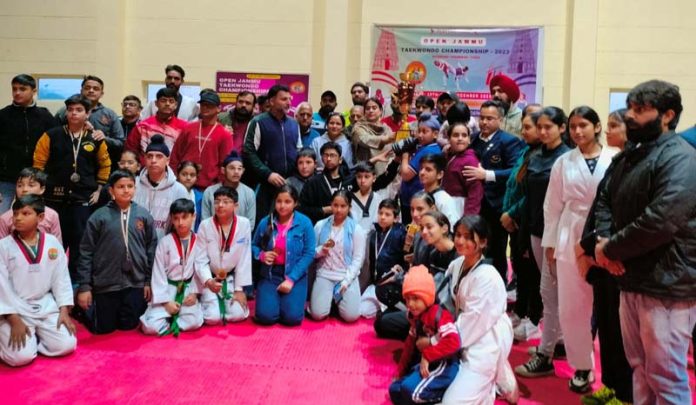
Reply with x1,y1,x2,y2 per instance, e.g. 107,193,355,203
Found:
382,94,416,134
299,141,354,224
218,90,256,154
594,80,696,405
0,74,58,213
414,95,435,119
463,100,524,286
170,91,233,190
256,94,270,115
312,90,337,135
490,74,522,137
120,95,142,137
125,87,188,166
55,75,124,172
344,105,364,163
296,102,320,147
343,82,369,125
436,92,458,124
141,64,199,121
243,84,301,227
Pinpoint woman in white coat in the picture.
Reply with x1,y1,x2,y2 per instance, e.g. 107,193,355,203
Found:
441,215,518,404
542,106,616,393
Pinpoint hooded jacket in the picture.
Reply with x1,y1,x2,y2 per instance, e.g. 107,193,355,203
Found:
134,167,189,238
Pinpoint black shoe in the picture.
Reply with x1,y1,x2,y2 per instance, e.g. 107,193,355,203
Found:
554,343,567,359
514,353,555,377
569,370,595,393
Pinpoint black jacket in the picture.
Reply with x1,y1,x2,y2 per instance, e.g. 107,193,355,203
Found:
298,171,354,223
524,143,571,237
0,103,59,182
595,132,696,300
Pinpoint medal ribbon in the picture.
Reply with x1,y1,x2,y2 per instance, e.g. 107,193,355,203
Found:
213,216,237,324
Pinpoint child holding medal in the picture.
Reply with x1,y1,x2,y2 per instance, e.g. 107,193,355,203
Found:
140,199,221,336
197,186,252,325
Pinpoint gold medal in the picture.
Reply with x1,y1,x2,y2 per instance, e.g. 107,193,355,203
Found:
217,270,227,281
70,172,80,183
324,239,335,248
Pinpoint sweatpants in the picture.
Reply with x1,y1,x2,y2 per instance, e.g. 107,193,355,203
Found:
85,287,147,334
310,276,360,323
390,359,459,404
0,312,76,367
530,235,562,357
49,201,91,280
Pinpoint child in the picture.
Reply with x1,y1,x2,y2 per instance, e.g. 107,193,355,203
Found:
350,162,387,231
176,161,204,231
286,148,317,195
0,195,76,367
140,199,221,336
0,168,62,243
311,112,354,171
201,151,255,227
75,170,158,334
198,186,253,324
33,94,111,279
442,122,483,215
389,265,461,404
118,149,141,175
419,153,460,226
360,198,406,319
310,190,366,323
252,185,315,326
441,216,518,403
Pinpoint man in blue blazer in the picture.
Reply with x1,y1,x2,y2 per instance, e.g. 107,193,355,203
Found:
463,100,524,287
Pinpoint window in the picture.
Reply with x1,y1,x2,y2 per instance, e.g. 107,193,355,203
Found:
609,89,629,113
36,76,83,101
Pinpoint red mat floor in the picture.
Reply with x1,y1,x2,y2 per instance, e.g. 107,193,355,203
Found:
1,314,694,404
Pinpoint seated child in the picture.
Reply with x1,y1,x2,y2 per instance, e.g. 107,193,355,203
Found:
176,161,204,231
75,170,158,334
202,151,255,227
389,265,460,404
198,186,253,324
359,198,406,319
350,162,386,231
0,195,76,367
310,190,366,323
140,199,221,336
286,147,317,196
0,168,62,243
419,153,461,226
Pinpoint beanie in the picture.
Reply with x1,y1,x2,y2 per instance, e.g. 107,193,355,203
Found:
417,112,441,132
145,134,170,157
402,265,436,307
489,74,521,103
222,150,242,167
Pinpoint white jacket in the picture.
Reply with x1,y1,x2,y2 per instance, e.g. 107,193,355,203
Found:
134,168,190,239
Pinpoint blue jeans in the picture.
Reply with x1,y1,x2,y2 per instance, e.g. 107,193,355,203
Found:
254,266,307,326
620,291,696,405
389,359,459,404
0,181,15,215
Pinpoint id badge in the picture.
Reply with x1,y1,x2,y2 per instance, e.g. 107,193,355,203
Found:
28,263,41,273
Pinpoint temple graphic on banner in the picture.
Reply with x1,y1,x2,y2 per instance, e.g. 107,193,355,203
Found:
373,29,399,71
509,30,536,74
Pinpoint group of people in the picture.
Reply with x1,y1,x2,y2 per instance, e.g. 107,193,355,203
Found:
0,62,694,405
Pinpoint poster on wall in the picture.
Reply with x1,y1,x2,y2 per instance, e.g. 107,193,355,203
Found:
371,26,543,116
215,72,309,117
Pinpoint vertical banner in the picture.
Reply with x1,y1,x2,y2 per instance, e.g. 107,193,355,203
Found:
215,72,310,117
371,26,543,115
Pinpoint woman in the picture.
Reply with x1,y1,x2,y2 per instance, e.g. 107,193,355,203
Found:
442,122,484,216
311,112,354,171
514,106,571,378
351,97,395,175
441,216,517,404
543,106,616,393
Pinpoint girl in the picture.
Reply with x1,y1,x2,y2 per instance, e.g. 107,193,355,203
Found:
253,185,315,326
442,122,483,215
140,199,220,336
118,149,141,175
542,106,616,393
442,216,518,404
514,106,571,379
418,210,458,282
310,190,366,323
311,112,354,171
352,97,395,175
177,161,203,231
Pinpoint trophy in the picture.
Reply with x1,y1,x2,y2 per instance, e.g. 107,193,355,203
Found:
394,71,416,142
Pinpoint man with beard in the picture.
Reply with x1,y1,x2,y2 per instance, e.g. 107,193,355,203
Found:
243,85,302,227
296,102,320,147
489,74,522,137
594,80,696,405
343,82,369,125
312,90,337,136
218,91,256,154
141,65,199,121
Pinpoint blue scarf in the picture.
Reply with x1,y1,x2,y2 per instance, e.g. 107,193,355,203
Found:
318,215,355,265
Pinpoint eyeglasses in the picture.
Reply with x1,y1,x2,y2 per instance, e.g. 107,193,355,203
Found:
322,152,340,158
122,102,140,108
214,199,236,206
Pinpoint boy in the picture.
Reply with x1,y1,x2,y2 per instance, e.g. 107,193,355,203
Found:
201,151,255,226
0,195,76,366
33,94,111,279
198,187,253,324
350,162,386,231
389,265,460,405
76,170,158,334
0,168,61,243
286,148,317,195
133,134,189,239
419,153,461,226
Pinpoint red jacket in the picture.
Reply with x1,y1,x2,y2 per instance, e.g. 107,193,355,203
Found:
398,304,461,376
169,121,233,189
125,115,188,165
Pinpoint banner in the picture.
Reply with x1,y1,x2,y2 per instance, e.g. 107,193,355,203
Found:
215,72,309,116
371,26,543,116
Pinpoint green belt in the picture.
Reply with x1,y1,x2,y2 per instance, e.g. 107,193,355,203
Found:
216,270,234,325
160,277,193,337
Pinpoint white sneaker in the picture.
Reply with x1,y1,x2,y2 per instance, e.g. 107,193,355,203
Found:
508,312,522,328
514,318,541,341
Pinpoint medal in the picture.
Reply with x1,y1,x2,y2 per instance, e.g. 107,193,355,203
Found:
216,270,227,281
70,172,80,183
324,239,335,248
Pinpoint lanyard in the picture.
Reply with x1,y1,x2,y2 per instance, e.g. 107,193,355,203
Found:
198,121,219,157
215,216,237,262
120,208,131,260
173,233,196,268
374,227,392,259
67,126,85,172
323,174,340,195
12,231,44,264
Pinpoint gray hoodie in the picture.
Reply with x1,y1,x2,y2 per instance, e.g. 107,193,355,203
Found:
134,167,189,239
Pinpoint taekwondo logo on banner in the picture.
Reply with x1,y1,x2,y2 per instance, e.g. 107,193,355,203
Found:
371,26,544,116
